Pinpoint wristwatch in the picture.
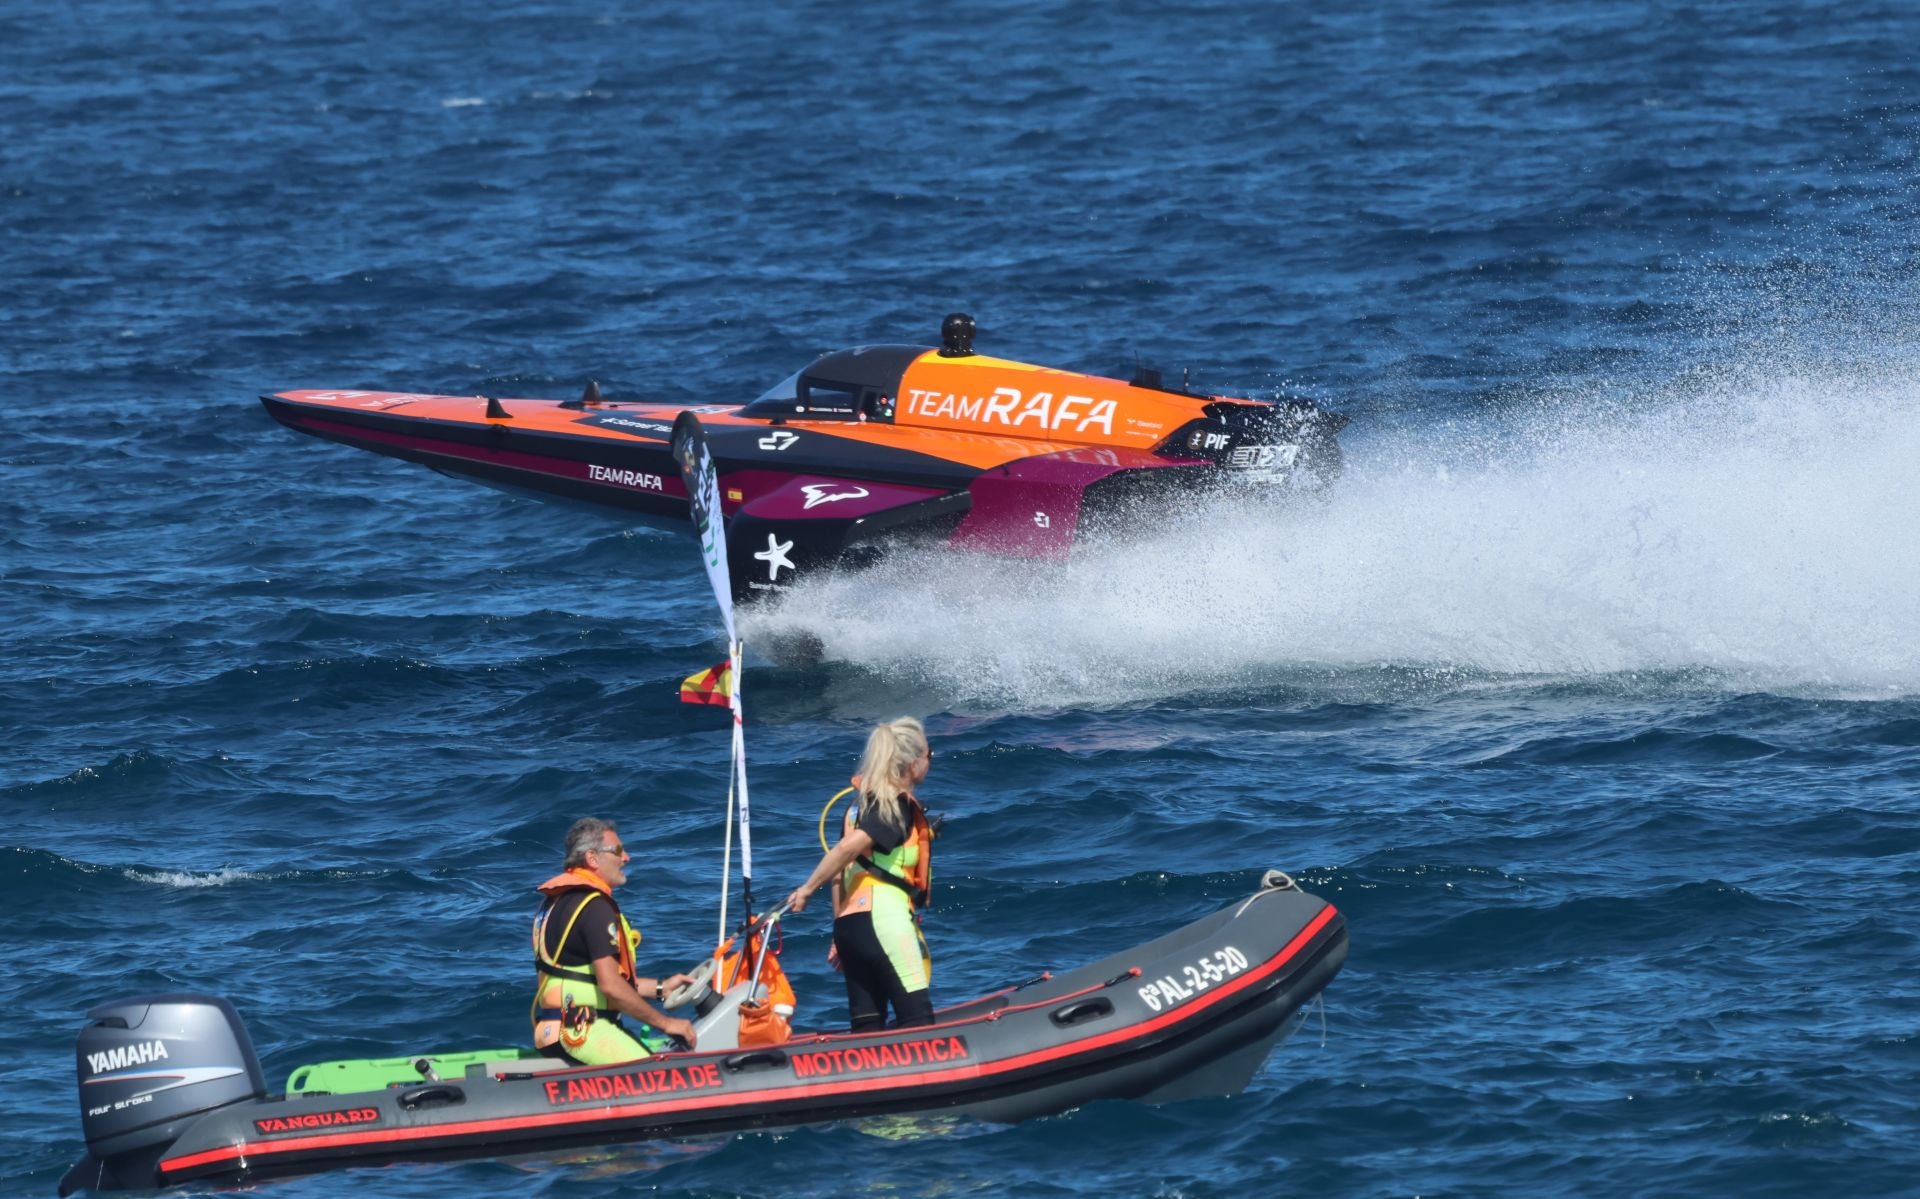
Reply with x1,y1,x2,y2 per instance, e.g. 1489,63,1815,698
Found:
654,981,664,1002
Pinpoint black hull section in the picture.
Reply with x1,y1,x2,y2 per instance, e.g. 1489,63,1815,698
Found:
259,395,981,600
70,879,1345,1191
259,395,983,516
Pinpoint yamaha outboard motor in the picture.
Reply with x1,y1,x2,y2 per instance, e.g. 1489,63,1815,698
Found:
60,994,266,1195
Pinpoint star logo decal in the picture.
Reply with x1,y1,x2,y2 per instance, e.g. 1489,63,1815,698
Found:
754,534,796,581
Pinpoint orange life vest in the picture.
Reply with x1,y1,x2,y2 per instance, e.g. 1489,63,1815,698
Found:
842,790,934,910
532,868,639,990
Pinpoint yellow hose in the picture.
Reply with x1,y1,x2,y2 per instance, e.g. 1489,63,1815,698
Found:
818,786,856,850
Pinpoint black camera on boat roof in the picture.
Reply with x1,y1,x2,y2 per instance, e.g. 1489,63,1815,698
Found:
939,312,976,357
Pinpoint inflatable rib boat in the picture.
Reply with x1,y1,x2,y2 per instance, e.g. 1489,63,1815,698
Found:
62,873,1344,1192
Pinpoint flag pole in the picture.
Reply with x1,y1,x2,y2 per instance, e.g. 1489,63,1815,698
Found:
731,636,754,921
716,747,735,948
672,412,754,941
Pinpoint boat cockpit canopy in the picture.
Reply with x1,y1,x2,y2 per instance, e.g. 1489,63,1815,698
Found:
740,344,927,423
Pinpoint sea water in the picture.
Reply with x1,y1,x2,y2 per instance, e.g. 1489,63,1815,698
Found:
5,2,1919,1195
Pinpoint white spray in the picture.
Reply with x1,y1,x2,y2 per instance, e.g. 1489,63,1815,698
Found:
753,360,1920,707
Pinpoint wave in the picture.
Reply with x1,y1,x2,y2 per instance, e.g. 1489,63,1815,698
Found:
7,748,177,794
1,846,419,893
122,866,265,888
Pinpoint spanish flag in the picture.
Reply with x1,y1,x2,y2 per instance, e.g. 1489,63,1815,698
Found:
679,660,733,707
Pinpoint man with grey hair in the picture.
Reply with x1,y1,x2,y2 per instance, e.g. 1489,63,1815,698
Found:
531,817,697,1063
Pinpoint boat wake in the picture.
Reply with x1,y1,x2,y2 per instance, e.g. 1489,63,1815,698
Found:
121,866,265,889
751,361,1920,708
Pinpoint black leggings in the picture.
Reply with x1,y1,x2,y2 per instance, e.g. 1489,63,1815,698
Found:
834,911,934,1032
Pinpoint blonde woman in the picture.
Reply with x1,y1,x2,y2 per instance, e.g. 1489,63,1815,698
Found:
787,718,938,1031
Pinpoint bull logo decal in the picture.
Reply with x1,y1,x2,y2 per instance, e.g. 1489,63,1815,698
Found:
800,484,870,510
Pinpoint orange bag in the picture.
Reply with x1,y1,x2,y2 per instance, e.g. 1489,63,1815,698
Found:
721,932,796,1047
737,996,791,1047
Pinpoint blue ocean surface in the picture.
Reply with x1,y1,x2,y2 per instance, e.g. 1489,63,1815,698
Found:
6,1,1920,1195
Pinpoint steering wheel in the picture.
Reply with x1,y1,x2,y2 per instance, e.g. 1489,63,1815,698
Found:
662,956,717,1010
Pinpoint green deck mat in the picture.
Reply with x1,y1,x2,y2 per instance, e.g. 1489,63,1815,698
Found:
284,1026,674,1094
285,1047,542,1094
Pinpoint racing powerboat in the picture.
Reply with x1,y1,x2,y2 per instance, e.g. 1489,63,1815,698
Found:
62,872,1346,1192
260,315,1345,602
